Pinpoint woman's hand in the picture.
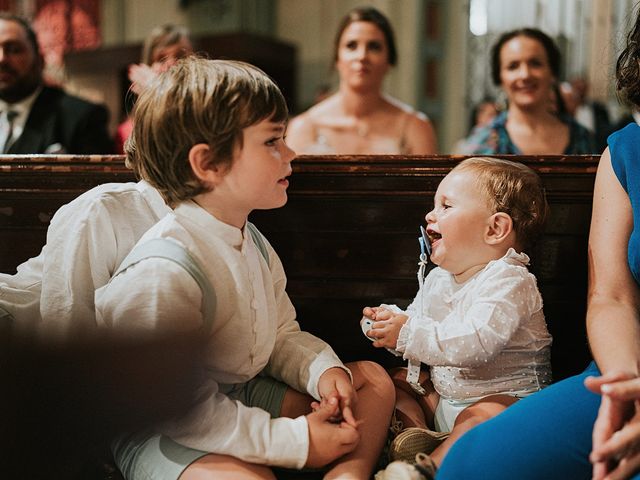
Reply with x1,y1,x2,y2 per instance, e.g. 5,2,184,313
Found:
586,373,640,479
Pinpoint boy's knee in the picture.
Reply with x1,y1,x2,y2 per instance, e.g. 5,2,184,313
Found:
351,361,395,396
182,454,277,479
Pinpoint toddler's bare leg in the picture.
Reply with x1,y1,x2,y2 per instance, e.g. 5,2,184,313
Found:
429,394,519,466
389,367,439,430
179,454,276,480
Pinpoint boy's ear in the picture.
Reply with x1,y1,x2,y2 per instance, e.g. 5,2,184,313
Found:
485,212,513,245
188,143,225,186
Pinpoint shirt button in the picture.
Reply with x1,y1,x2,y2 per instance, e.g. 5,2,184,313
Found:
251,299,258,310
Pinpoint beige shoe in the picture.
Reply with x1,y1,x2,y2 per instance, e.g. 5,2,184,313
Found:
389,427,450,463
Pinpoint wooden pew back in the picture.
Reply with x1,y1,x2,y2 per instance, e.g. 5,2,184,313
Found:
0,155,133,272
251,154,597,380
0,154,599,379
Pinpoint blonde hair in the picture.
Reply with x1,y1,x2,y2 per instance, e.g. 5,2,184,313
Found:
453,157,548,249
126,57,288,205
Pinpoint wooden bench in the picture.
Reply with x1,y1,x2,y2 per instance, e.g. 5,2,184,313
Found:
0,154,599,381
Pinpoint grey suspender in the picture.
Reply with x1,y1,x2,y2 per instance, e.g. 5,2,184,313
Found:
246,222,269,264
114,237,217,331
112,222,270,330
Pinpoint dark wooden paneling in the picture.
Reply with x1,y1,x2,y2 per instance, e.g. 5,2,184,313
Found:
0,154,599,380
0,155,134,271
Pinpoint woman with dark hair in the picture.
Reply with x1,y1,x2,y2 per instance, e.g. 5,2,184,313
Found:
433,11,640,480
287,6,437,154
465,27,595,154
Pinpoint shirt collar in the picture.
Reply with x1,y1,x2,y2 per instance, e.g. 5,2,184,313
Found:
136,180,171,219
503,247,530,266
0,85,42,117
174,199,245,249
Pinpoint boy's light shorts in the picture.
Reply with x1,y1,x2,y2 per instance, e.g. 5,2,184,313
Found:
113,375,288,480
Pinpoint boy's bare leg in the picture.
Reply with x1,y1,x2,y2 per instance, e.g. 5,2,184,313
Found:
389,367,439,430
177,385,334,480
182,361,394,480
429,394,519,466
179,454,276,480
282,361,395,479
323,361,395,479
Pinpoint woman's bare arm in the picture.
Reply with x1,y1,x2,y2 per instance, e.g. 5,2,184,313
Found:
587,147,640,376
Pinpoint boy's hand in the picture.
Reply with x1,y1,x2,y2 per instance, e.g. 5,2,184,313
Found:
369,313,408,349
317,367,357,427
306,396,360,468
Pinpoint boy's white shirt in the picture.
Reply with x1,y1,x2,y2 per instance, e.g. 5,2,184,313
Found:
40,180,170,338
0,180,170,337
95,200,348,469
0,254,42,331
393,248,553,401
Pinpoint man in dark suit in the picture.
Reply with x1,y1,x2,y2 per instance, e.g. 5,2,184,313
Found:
0,13,113,154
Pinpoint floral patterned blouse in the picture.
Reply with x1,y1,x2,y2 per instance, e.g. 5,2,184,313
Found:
461,111,596,155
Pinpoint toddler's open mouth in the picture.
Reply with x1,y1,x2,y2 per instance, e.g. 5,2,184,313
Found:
426,228,441,245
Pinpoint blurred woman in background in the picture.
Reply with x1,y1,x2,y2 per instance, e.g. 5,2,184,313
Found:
287,6,437,155
465,28,594,155
115,24,193,153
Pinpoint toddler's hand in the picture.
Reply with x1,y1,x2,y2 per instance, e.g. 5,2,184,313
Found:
362,306,377,320
362,306,395,341
306,396,359,468
369,313,408,349
362,305,393,322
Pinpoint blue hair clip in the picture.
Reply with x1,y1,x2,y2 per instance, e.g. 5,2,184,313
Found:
419,225,431,258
